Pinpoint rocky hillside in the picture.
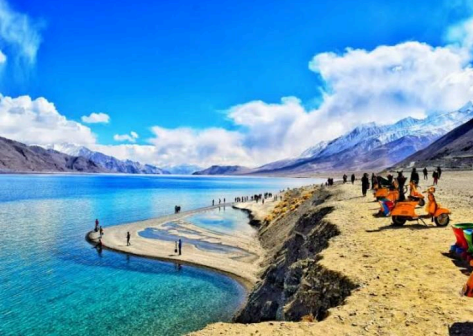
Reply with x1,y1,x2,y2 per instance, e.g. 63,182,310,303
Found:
192,165,251,175
47,143,169,174
235,187,356,322
0,136,106,173
395,117,473,169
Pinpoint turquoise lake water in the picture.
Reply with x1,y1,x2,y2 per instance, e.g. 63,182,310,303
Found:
0,174,321,336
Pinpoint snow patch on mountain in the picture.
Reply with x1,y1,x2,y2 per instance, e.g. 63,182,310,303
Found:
45,144,169,175
300,102,473,161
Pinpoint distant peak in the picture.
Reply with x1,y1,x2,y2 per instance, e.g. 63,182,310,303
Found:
459,101,473,113
394,116,419,126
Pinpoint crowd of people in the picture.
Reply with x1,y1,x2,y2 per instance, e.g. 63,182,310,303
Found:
327,166,444,197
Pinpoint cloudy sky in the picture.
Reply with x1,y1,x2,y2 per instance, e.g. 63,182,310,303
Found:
1,0,473,167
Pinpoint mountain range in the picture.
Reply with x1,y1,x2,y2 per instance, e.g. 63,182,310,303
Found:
395,116,473,169
192,165,251,176
193,102,473,175
47,144,170,175
0,136,106,173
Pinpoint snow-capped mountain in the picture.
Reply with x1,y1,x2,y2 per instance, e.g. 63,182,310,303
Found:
253,102,473,174
300,103,473,161
45,144,170,175
163,164,203,175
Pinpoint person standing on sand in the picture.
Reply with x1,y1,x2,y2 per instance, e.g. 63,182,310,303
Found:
100,226,104,237
410,168,419,186
126,232,131,246
95,219,99,232
351,174,355,184
433,170,439,185
343,174,347,183
178,239,182,256
437,166,442,179
371,173,376,190
212,199,214,206
397,171,407,201
423,167,428,180
361,173,370,196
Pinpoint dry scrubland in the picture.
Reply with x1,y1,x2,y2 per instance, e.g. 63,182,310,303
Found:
193,171,473,336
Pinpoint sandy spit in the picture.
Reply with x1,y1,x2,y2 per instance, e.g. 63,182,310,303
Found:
87,203,268,289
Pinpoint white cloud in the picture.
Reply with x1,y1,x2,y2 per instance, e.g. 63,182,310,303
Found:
114,131,139,143
81,112,110,124
0,94,96,145
0,50,6,63
3,9,473,169
0,0,42,65
83,40,473,168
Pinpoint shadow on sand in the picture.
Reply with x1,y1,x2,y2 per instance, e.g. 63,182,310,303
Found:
366,223,444,233
441,252,471,276
449,322,473,335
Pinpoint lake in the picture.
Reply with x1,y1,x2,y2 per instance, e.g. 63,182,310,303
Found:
0,174,321,336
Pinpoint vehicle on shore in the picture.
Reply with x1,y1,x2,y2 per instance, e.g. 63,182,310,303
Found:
391,186,450,227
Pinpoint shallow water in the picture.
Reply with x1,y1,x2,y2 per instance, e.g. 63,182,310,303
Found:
0,174,321,336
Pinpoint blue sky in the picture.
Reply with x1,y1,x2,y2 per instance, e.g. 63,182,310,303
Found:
1,0,473,166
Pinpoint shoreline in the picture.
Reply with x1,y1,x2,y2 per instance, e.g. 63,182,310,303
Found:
194,171,473,335
86,203,267,291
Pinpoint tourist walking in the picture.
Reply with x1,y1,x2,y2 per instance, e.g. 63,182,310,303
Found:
351,174,355,184
423,167,428,180
178,239,182,255
410,168,419,185
433,170,439,185
361,173,370,197
397,171,407,201
126,232,131,246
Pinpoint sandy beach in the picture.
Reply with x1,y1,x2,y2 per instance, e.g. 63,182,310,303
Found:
192,171,473,336
88,203,267,288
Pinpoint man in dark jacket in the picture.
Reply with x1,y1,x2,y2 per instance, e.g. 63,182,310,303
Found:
397,171,407,201
351,174,355,184
423,167,428,180
361,173,370,196
410,168,419,185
